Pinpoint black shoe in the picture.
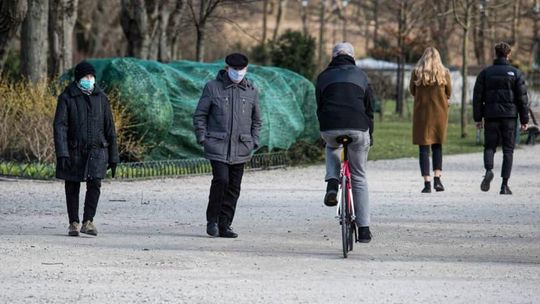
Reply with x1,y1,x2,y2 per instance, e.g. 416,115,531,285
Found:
433,177,445,192
421,181,431,193
206,222,219,237
324,179,339,206
481,170,494,192
357,226,372,243
219,226,238,238
500,184,513,195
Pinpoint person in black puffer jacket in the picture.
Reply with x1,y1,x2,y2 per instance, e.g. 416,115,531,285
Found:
472,42,529,195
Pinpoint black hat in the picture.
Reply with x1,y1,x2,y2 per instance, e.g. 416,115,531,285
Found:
225,53,249,69
74,61,96,81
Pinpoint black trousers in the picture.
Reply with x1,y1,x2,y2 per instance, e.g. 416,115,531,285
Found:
419,144,442,177
207,160,245,226
65,179,101,223
484,118,516,179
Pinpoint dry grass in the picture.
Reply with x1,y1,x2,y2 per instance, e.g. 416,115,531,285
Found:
0,77,148,164
108,89,149,162
0,77,57,163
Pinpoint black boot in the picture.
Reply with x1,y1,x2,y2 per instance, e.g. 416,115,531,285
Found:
206,222,219,237
481,170,494,192
324,179,339,206
357,226,372,243
433,176,445,192
218,217,238,238
421,181,431,193
500,179,512,195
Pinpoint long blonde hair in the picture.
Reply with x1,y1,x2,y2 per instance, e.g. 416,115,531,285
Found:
413,47,448,86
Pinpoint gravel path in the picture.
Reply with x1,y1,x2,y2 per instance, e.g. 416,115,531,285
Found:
1,146,539,304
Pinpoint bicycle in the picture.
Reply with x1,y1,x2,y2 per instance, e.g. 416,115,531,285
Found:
335,135,357,258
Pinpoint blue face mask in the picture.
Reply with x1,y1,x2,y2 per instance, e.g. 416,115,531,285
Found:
228,68,247,83
79,78,95,91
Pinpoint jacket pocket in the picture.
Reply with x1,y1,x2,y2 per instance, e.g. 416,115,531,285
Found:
238,134,254,157
87,147,109,179
204,131,227,156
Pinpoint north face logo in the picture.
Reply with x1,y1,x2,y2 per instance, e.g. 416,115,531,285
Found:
507,71,515,76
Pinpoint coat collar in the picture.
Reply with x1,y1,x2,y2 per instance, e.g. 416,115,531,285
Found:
216,69,248,90
493,58,510,66
328,55,356,67
67,81,102,97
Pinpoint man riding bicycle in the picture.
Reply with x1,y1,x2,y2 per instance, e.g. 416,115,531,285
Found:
315,42,374,242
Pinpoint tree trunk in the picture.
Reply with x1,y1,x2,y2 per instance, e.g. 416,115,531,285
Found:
168,0,186,61
531,0,540,67
342,5,347,41
49,0,78,77
431,0,450,64
300,0,308,36
196,25,206,62
0,0,28,70
373,0,379,47
461,8,471,139
473,0,486,65
120,0,158,59
317,0,326,68
395,0,405,117
272,0,287,42
21,0,49,83
511,0,521,51
262,0,269,42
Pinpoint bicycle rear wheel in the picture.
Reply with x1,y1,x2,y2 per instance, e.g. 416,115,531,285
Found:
341,177,348,258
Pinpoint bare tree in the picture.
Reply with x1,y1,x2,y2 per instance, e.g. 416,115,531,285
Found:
168,1,187,60
272,0,288,42
262,0,269,43
300,0,309,36
121,0,185,61
317,0,327,68
511,0,522,51
75,0,125,58
187,0,240,62
429,0,453,64
473,0,487,65
452,0,475,138
0,0,28,70
389,0,423,117
526,0,540,67
120,0,158,59
21,0,49,83
49,0,78,77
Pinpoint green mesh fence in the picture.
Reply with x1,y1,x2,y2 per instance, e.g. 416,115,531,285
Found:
64,58,319,160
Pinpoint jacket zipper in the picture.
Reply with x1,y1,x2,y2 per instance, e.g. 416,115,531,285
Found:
227,89,234,163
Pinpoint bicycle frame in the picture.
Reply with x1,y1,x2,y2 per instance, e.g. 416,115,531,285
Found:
335,156,356,222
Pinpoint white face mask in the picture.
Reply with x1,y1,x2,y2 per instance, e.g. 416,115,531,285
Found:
228,67,247,83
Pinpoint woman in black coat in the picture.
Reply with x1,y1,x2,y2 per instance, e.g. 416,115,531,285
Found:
53,61,119,236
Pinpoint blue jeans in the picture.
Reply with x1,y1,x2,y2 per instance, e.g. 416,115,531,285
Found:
321,129,371,227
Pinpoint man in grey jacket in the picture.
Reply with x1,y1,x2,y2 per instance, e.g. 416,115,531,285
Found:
193,53,262,238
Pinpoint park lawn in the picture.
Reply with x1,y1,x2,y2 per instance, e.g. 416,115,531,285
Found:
369,120,482,160
368,100,483,160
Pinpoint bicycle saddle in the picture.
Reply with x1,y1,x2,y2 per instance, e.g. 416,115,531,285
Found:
336,135,353,144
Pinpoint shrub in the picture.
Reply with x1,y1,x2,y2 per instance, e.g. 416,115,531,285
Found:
270,30,317,80
0,77,57,163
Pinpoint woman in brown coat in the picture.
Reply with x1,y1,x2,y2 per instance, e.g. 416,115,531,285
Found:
409,47,452,193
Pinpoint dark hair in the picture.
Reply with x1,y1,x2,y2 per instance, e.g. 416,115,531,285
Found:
494,42,512,58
